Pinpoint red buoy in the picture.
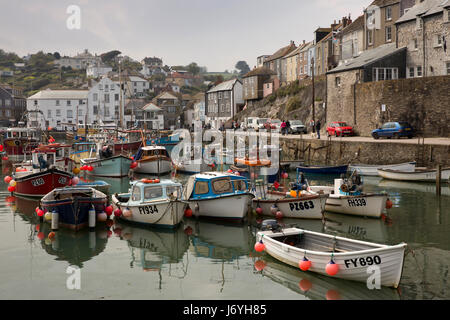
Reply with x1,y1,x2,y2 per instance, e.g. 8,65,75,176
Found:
255,207,263,215
114,208,122,217
184,208,193,218
254,240,265,252
386,199,393,209
105,206,113,216
299,257,312,271
326,260,339,276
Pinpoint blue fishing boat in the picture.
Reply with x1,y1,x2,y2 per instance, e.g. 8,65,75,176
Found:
77,179,111,194
296,164,349,175
147,132,180,153
182,172,254,220
41,187,108,231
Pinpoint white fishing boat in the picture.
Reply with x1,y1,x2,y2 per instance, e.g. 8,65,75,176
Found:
378,167,450,182
253,191,328,220
182,172,254,220
112,179,186,228
133,146,172,174
308,169,391,218
348,161,416,176
256,222,407,288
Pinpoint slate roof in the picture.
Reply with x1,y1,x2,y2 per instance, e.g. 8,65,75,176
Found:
243,66,276,78
206,79,241,93
326,43,406,74
396,0,444,23
265,42,297,62
28,89,88,100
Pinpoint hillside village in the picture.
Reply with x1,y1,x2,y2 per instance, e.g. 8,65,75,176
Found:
0,0,449,137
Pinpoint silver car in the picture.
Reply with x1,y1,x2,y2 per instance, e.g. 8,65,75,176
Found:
288,120,307,134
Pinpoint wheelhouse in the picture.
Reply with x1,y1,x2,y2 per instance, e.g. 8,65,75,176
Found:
187,173,249,200
129,180,182,204
6,128,38,139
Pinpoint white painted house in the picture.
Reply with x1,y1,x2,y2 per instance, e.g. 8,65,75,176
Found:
27,89,88,130
86,64,113,78
119,76,150,98
140,102,164,130
88,77,124,125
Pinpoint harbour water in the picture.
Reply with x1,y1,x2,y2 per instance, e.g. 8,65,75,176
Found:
0,167,449,300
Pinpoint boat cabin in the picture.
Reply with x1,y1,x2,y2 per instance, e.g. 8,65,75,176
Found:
135,146,170,161
31,144,73,172
6,128,39,140
120,180,183,204
184,172,249,200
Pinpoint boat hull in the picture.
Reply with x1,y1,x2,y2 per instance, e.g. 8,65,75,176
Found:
297,165,348,175
253,194,328,219
187,193,253,220
378,168,450,182
81,156,132,178
114,141,142,154
134,158,172,174
41,196,107,231
348,162,416,176
112,195,186,228
257,228,407,288
13,169,73,198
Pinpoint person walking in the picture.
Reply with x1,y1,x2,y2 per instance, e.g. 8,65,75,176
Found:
286,120,291,135
315,120,321,139
281,120,287,135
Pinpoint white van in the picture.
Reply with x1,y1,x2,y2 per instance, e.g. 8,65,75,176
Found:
244,117,261,131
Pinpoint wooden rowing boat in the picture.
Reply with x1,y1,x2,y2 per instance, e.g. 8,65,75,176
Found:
378,167,450,182
257,225,407,288
348,161,416,176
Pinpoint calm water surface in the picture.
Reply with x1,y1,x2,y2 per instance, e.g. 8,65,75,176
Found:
0,166,449,300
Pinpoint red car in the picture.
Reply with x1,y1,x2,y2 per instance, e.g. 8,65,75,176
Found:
327,122,354,137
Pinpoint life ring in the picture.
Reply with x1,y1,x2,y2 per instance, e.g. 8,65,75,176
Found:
140,178,161,184
14,140,20,146
340,184,349,193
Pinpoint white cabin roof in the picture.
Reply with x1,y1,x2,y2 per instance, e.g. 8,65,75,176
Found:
142,146,167,151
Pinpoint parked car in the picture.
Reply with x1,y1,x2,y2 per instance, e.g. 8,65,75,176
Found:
264,119,281,130
288,120,307,134
327,121,355,137
244,117,260,131
372,122,414,139
257,118,269,131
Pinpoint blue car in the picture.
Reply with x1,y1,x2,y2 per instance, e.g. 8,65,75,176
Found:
372,122,414,139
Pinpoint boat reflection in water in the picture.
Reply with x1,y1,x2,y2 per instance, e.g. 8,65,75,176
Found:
37,223,109,268
259,258,400,300
114,221,189,277
185,218,253,262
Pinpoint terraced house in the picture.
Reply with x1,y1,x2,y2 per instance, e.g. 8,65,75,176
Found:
205,79,243,129
263,41,297,86
0,84,26,126
396,0,450,78
242,66,276,108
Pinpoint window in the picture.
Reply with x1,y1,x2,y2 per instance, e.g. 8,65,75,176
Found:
55,109,61,117
233,180,246,192
194,181,209,195
409,67,415,78
143,186,163,200
386,26,392,42
67,100,71,106
115,94,119,101
93,93,98,101
79,100,83,105
105,84,109,92
446,62,450,75
132,186,141,201
436,35,443,47
373,68,398,81
99,84,103,90
48,110,51,118
413,39,418,50
67,110,73,118
212,178,233,194
168,106,176,113
93,105,98,115
5,99,11,106
34,100,38,106
417,66,422,77
104,107,110,117
104,94,110,103
335,77,341,87
367,30,373,45
56,100,60,106
78,109,83,116
386,6,392,21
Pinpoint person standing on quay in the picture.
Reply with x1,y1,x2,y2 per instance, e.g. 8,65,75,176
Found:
316,120,321,139
281,120,287,135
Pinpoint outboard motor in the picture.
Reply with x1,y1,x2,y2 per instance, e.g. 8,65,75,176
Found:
261,219,283,232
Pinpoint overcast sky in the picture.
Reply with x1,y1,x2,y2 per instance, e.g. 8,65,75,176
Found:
0,0,372,71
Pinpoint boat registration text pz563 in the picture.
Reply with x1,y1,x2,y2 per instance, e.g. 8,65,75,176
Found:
289,201,315,211
138,205,159,214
